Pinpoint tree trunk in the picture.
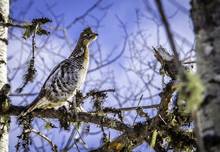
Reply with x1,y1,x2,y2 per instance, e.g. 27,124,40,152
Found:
0,0,9,152
191,0,220,151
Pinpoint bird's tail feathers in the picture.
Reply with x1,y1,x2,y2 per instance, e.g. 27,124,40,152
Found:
18,96,41,118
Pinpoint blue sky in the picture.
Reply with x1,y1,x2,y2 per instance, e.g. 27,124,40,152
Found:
8,0,194,151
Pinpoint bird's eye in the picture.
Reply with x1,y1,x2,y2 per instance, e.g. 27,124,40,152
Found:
84,33,94,39
84,33,92,38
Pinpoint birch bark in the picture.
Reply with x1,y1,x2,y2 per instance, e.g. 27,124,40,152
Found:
191,0,220,151
0,0,9,151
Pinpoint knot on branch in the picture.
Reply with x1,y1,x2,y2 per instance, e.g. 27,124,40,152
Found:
0,84,11,112
153,46,179,80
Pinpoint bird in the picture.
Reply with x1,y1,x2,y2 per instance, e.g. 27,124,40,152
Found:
19,27,98,117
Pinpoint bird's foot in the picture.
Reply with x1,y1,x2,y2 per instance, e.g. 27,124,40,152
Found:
58,106,71,130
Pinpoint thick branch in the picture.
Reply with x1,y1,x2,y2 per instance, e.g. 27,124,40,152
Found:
0,105,131,132
90,123,149,152
92,80,176,152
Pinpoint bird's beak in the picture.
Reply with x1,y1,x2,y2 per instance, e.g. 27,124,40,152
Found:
94,33,98,36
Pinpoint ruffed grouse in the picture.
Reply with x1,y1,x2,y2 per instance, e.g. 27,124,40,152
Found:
20,27,98,116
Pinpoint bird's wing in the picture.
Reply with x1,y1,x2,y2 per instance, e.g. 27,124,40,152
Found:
20,59,70,117
41,59,69,89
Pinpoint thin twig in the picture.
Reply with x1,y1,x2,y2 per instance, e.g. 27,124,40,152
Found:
183,61,196,64
158,114,167,125
133,95,144,125
67,0,103,29
83,89,115,99
119,104,160,111
0,22,28,29
9,92,38,96
155,0,181,67
31,129,58,152
89,104,160,114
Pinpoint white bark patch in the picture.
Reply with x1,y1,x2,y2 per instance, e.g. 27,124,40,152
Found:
213,74,220,82
204,44,213,56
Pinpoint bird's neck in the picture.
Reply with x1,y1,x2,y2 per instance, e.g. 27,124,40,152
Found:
69,40,89,59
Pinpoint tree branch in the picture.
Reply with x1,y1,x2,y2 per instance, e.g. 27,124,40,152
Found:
0,105,131,132
91,80,176,152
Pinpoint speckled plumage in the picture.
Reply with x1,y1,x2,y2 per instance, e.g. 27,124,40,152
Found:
20,27,97,116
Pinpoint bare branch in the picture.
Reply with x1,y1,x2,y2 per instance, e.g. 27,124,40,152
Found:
0,105,131,132
67,0,103,29
31,129,58,152
155,0,180,67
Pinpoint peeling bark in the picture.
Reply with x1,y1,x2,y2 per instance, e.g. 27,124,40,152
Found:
191,0,220,151
0,0,9,152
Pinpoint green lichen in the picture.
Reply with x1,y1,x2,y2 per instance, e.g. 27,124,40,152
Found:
178,71,205,113
110,121,116,128
150,130,158,148
2,99,10,113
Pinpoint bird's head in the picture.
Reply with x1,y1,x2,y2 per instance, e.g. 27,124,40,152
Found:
80,27,98,46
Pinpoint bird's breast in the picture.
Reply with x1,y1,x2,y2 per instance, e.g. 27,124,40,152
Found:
76,49,89,89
